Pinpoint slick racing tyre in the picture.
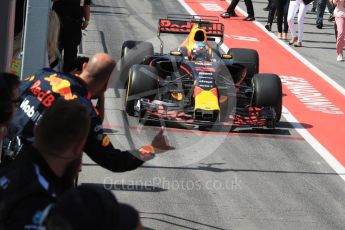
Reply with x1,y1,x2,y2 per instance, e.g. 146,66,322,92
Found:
252,74,282,122
227,48,259,84
118,40,154,88
125,65,158,116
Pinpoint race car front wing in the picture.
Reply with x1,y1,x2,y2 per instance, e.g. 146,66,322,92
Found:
134,99,277,129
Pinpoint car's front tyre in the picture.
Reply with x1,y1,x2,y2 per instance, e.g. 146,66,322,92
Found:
125,65,158,116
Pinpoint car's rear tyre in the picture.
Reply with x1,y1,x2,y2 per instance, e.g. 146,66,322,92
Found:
118,40,154,88
252,74,282,122
125,65,158,116
227,48,259,84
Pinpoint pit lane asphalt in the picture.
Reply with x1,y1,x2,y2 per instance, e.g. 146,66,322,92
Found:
78,0,345,229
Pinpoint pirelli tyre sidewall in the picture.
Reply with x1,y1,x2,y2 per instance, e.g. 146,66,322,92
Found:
125,65,158,116
119,41,154,88
252,73,283,122
227,48,259,84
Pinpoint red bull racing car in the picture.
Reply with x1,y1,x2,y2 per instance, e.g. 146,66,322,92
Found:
118,15,282,130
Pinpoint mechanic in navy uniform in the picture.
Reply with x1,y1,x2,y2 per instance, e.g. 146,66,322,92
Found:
39,185,144,230
52,0,91,72
0,99,90,229
3,53,171,171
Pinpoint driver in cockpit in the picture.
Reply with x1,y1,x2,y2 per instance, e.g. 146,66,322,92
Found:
191,42,210,61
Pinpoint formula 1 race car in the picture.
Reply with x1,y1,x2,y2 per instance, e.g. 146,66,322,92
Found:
118,14,282,130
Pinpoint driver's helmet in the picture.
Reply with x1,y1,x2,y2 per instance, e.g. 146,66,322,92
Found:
191,42,210,61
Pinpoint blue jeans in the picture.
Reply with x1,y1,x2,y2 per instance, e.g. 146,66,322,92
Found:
316,0,335,25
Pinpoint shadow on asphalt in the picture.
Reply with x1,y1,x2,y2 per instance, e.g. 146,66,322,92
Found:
303,22,334,28
82,163,98,166
81,182,167,192
304,31,335,36
234,127,290,135
81,161,342,175
91,10,129,16
302,39,336,44
141,212,227,230
141,164,343,176
277,121,313,129
103,128,119,134
301,46,335,50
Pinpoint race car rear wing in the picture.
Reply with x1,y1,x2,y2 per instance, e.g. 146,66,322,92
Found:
158,14,224,38
166,14,220,22
157,14,224,54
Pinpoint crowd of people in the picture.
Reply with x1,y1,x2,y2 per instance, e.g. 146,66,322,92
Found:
0,0,173,229
220,0,345,61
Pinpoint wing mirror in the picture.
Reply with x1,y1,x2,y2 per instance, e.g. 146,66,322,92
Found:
221,54,233,59
170,51,183,56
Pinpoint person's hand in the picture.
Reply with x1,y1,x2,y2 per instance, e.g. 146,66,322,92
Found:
95,93,105,122
138,128,175,160
81,20,89,30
